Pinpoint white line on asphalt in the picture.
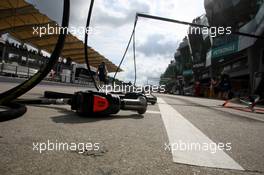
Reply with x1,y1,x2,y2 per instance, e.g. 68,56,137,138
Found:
157,97,244,170
146,110,161,114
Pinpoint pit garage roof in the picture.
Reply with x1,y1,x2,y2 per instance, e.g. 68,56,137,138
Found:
0,0,121,72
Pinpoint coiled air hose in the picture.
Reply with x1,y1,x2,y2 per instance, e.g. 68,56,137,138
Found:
0,0,70,122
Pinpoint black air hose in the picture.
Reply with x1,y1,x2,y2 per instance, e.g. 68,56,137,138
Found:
0,0,70,122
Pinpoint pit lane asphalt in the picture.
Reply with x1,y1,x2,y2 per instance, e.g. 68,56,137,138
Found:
0,79,263,175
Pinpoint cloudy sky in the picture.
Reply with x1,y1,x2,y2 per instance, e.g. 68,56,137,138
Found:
26,0,205,85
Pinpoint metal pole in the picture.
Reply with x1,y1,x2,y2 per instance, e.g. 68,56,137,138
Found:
15,65,18,76
27,66,30,78
113,15,138,83
0,62,3,73
1,45,6,63
133,26,137,86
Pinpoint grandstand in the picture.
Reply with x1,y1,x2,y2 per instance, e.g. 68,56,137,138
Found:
0,0,121,84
